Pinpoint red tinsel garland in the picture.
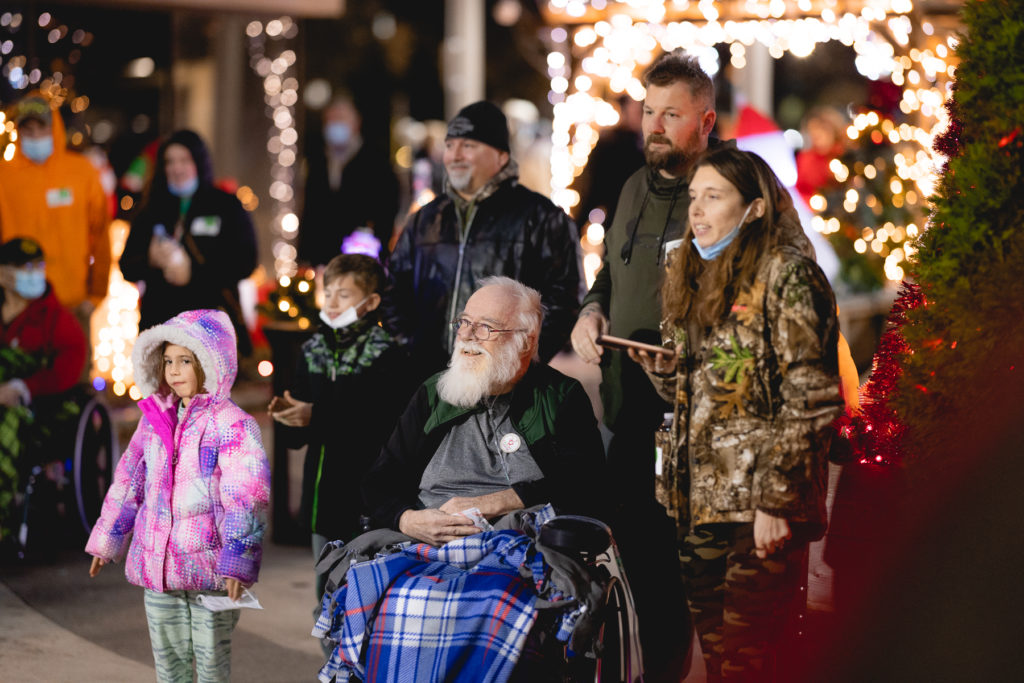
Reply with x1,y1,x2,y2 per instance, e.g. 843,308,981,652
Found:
834,281,923,465
933,95,963,163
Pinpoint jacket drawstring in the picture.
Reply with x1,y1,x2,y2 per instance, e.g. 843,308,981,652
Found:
621,179,683,265
656,180,684,265
620,186,651,265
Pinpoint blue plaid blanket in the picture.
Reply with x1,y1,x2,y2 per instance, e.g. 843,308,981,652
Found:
314,526,568,683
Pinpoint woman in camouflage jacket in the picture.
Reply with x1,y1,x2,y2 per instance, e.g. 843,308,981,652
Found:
633,147,843,682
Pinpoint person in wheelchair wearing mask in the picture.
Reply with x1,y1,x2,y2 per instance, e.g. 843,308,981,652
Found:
0,237,87,545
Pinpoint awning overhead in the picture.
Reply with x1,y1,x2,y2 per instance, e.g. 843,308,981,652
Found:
59,0,345,18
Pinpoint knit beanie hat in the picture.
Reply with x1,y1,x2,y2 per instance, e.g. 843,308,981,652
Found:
446,101,510,152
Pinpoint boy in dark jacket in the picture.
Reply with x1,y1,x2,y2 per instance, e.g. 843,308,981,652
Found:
268,254,409,603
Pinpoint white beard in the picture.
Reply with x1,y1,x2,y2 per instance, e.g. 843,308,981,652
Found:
446,165,473,192
437,338,522,408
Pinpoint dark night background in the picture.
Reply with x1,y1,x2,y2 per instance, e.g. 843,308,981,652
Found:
1,1,870,178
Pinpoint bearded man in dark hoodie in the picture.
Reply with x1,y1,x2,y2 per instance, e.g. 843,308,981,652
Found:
570,49,730,681
387,101,584,379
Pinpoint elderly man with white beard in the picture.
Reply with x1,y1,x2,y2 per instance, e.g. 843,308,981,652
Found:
362,277,608,546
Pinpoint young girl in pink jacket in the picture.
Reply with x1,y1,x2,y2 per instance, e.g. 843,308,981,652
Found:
86,309,270,682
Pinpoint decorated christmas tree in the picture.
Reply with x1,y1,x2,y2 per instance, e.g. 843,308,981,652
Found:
812,107,926,293
257,268,319,331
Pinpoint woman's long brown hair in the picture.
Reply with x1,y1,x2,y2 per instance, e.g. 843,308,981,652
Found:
662,147,800,329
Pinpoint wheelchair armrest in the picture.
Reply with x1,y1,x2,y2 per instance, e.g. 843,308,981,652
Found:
538,515,612,559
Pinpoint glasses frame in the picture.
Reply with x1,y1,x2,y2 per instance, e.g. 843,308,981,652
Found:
450,317,526,342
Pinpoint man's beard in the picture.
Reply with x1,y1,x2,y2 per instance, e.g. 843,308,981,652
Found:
446,164,473,192
437,338,523,408
644,134,691,175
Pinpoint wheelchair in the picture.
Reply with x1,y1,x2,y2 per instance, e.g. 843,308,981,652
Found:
11,385,119,560
516,515,643,683
313,512,644,683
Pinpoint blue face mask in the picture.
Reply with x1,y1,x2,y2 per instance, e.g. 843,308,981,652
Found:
20,136,53,163
14,268,46,299
693,203,754,261
167,175,199,198
324,121,352,147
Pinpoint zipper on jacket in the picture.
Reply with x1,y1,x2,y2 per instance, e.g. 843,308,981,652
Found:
164,400,191,591
311,341,342,533
311,444,327,532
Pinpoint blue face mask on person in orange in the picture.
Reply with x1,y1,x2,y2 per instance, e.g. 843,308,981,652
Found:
20,136,53,163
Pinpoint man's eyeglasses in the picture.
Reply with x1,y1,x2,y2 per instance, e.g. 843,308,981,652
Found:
450,317,524,341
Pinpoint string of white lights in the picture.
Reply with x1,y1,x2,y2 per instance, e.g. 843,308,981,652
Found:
246,17,300,281
543,0,957,285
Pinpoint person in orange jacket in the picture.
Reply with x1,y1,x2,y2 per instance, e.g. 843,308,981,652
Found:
0,92,111,332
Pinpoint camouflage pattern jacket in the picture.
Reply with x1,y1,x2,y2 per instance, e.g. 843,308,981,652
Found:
651,245,843,533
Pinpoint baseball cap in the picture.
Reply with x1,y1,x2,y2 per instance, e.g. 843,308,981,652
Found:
13,96,52,127
0,237,45,265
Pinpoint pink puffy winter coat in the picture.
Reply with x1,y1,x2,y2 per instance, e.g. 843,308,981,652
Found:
86,309,270,592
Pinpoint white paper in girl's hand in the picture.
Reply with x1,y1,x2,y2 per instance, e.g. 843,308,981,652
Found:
196,588,263,612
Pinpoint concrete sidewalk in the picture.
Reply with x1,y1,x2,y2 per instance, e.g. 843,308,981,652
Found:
0,542,323,682
0,579,155,681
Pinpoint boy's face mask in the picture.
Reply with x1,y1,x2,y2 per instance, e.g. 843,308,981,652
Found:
319,297,367,330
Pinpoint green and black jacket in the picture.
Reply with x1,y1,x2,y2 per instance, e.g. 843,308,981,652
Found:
362,363,609,531
288,317,411,540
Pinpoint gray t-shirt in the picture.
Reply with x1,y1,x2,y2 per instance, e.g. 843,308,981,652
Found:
417,393,544,509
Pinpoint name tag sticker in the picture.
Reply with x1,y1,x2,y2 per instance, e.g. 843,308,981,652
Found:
45,187,74,207
190,216,221,236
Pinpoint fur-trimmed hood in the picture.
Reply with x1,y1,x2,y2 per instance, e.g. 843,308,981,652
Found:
131,309,237,402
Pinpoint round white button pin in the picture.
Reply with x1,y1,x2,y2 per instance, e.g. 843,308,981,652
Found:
499,433,521,453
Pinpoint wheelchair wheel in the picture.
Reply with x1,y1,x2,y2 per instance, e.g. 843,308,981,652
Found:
594,575,632,683
72,395,118,535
